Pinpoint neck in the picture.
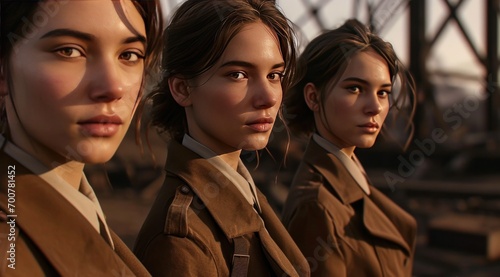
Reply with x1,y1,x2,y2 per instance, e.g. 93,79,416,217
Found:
341,146,355,158
315,130,356,157
50,161,85,190
8,124,85,190
218,150,242,171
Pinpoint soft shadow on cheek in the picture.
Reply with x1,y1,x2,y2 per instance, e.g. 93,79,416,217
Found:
117,82,142,116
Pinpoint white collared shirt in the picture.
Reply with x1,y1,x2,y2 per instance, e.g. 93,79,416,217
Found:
313,133,371,195
1,135,114,248
182,134,262,212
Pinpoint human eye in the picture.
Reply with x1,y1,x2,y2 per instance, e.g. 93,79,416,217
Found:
119,51,145,64
268,72,284,82
346,86,361,94
378,90,391,98
228,71,247,80
54,47,84,58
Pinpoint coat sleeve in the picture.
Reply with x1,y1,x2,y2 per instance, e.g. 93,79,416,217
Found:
285,200,347,277
139,234,219,277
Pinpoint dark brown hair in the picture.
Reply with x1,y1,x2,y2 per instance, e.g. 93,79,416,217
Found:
284,19,416,147
145,0,297,142
0,0,163,131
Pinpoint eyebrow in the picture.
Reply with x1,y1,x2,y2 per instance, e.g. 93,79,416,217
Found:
40,28,146,46
220,60,285,70
342,77,392,88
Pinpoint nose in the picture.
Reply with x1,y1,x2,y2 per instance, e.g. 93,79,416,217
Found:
88,58,127,102
364,92,383,115
252,78,279,109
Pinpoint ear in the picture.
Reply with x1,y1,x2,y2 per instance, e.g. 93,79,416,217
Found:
168,76,192,107
303,82,320,112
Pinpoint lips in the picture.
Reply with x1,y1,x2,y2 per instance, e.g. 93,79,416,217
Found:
246,117,274,132
358,122,379,134
78,115,123,137
358,122,379,128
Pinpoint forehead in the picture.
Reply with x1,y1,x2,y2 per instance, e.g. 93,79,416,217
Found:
219,21,284,64
23,0,145,39
342,50,390,77
322,49,390,93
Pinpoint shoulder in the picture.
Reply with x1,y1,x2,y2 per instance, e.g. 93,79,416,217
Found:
283,163,344,221
0,211,58,276
134,177,228,265
283,193,335,225
134,178,229,277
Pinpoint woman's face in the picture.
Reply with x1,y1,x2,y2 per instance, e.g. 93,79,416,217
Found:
3,0,146,165
184,21,284,154
313,50,391,154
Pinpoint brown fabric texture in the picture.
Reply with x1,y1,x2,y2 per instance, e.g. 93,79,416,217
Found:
282,138,417,277
0,148,150,277
134,140,310,277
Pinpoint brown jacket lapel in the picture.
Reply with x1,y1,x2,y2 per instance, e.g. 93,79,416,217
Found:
257,191,310,277
364,188,416,255
111,230,151,277
305,139,414,253
166,140,308,276
0,152,139,276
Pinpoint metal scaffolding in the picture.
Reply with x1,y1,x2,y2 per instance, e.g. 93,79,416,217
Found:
409,0,499,139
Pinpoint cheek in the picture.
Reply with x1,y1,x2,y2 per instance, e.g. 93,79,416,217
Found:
276,88,284,105
14,63,82,103
329,96,353,117
118,80,143,115
380,99,390,120
211,89,244,112
123,68,144,92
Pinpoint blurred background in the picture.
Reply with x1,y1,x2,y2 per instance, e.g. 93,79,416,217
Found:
86,1,500,276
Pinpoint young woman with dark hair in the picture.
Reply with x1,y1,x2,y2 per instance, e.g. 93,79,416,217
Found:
281,19,417,277
0,1,163,275
133,0,310,276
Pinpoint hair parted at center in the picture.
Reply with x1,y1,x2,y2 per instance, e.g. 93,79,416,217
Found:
145,0,297,142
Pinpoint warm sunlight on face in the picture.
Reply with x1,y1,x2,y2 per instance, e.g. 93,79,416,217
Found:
6,0,146,166
315,49,391,155
184,21,285,154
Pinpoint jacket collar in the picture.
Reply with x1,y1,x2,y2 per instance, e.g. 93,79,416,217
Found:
181,134,261,212
257,190,310,276
312,134,371,194
0,152,136,276
364,188,416,255
303,138,414,254
166,141,307,276
303,138,365,205
0,134,114,247
165,140,262,239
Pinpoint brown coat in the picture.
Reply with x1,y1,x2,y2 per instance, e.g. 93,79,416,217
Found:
0,146,150,276
282,139,417,277
134,140,310,277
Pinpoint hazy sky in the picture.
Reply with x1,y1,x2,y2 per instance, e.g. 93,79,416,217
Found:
160,0,491,78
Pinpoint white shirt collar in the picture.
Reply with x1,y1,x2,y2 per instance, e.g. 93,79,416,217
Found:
312,133,371,195
1,134,114,247
182,134,261,212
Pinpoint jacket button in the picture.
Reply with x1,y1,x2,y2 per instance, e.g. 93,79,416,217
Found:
180,185,190,194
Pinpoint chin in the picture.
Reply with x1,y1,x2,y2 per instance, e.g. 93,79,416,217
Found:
357,141,376,149
74,145,117,164
239,136,270,151
241,143,268,151
80,154,115,164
